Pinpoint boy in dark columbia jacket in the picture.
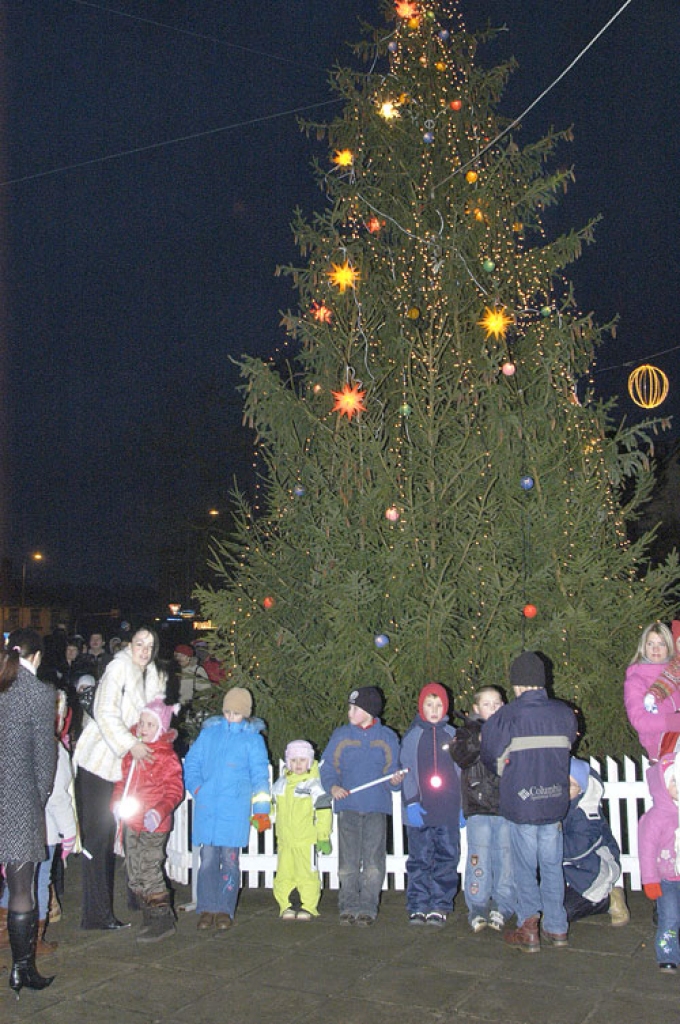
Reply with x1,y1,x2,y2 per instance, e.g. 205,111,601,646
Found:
481,651,577,953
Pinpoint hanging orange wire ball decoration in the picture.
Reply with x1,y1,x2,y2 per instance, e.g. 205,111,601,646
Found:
627,364,669,410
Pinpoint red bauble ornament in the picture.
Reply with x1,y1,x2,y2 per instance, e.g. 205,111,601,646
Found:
449,99,462,111
523,604,537,619
263,596,275,610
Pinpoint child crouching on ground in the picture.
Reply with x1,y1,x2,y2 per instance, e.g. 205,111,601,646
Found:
184,687,271,933
272,740,332,920
111,698,184,944
400,682,461,927
639,752,680,971
563,757,628,926
448,685,515,934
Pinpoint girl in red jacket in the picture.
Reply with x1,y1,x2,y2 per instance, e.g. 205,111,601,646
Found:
112,698,184,944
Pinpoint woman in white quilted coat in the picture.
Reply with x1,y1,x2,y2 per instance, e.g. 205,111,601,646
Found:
74,628,165,929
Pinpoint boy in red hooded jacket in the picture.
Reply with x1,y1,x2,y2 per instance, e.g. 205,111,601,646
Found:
112,698,184,943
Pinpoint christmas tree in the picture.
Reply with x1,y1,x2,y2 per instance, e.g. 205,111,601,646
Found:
198,0,679,759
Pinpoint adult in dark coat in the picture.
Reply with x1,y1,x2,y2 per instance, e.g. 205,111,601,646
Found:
0,628,57,993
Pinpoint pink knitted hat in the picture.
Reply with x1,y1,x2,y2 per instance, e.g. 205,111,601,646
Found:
285,740,314,770
142,698,179,740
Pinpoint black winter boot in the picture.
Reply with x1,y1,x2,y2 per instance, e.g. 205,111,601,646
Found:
136,894,176,945
8,910,55,995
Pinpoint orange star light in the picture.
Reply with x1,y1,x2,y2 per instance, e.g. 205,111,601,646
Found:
311,301,333,323
333,149,354,167
478,306,513,340
328,262,360,292
332,382,367,420
396,1,418,18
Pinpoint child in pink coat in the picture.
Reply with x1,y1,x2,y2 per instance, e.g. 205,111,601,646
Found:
639,752,680,970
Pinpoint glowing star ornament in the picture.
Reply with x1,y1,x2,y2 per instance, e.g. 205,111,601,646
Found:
328,262,360,292
479,306,513,340
395,0,418,16
379,100,400,121
311,301,332,323
332,381,367,420
332,149,353,167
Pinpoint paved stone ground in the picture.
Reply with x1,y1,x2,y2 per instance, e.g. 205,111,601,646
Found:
0,858,677,1024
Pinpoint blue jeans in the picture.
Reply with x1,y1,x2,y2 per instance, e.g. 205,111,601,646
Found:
656,880,680,965
464,815,515,922
508,820,567,934
196,845,240,918
337,811,386,918
406,823,460,914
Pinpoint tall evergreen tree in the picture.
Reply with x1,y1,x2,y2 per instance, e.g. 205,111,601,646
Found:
198,0,679,759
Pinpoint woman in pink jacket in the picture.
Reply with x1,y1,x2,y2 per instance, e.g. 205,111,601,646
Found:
624,622,680,762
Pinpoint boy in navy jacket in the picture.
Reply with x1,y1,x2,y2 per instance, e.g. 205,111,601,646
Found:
319,687,401,926
481,651,577,952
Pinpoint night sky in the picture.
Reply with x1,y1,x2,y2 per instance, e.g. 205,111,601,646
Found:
3,0,678,591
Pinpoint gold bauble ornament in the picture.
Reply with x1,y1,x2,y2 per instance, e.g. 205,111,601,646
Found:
628,364,669,409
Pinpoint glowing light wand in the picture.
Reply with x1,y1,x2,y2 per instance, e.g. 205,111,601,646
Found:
346,768,409,795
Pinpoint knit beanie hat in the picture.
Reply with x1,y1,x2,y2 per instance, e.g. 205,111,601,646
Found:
510,651,546,689
348,686,383,719
418,681,449,719
222,686,253,717
174,644,194,657
285,739,314,770
569,757,590,797
142,697,179,741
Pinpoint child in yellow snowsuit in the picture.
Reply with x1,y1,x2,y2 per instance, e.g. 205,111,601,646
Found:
272,740,332,920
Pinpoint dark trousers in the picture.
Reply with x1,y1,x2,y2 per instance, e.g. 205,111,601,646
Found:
75,768,116,928
564,885,610,923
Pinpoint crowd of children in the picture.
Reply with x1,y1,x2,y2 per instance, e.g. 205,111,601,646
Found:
20,636,680,997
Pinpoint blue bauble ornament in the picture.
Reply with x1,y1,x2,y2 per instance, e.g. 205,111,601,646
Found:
388,40,398,53
423,131,435,144
374,633,390,649
520,475,534,491
293,484,306,497
438,29,450,41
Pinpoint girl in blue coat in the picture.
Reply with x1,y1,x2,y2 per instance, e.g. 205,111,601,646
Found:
184,687,271,932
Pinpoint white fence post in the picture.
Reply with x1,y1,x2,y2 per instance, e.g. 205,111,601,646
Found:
165,756,652,897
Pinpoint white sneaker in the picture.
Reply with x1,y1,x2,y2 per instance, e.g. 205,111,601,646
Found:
488,910,505,931
470,915,487,933
281,908,296,920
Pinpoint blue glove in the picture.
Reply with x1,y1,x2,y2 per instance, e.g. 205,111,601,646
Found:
406,802,427,827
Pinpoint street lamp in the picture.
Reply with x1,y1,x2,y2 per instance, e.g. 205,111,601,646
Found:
20,551,44,627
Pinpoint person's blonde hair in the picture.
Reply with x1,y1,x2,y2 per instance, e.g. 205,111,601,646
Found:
630,621,673,666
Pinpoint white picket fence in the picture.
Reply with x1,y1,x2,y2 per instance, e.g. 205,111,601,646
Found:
165,756,652,908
